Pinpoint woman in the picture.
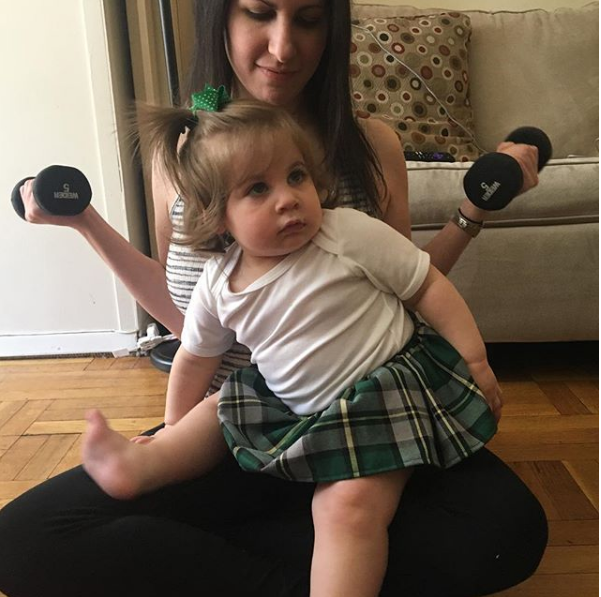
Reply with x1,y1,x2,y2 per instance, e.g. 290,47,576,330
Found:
0,2,546,596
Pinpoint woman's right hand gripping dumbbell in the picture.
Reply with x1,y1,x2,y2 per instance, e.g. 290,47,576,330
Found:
12,165,92,226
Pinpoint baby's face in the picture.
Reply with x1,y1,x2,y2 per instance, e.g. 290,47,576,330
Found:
224,131,323,260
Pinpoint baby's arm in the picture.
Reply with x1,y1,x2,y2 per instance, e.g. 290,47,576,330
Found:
164,346,223,426
404,266,503,420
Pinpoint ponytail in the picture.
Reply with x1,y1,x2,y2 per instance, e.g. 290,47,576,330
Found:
137,103,195,206
136,103,228,252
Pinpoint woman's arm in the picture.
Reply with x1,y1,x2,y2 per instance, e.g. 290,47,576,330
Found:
164,346,223,425
361,118,539,275
19,160,185,337
420,141,539,274
405,266,503,420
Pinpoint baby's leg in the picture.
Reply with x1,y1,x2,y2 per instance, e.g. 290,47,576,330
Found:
82,394,227,500
310,469,411,597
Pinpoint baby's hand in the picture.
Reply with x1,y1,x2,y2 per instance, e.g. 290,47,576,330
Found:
467,359,503,422
130,435,154,445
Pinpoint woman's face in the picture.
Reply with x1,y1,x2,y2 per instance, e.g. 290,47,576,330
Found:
226,0,328,113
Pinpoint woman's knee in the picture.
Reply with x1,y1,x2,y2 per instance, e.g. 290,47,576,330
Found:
0,479,64,593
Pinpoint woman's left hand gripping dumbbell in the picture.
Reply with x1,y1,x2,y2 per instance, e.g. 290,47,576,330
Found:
464,127,552,211
11,165,92,225
495,140,540,195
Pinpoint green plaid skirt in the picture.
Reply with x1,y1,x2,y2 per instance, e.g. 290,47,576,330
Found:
218,321,497,483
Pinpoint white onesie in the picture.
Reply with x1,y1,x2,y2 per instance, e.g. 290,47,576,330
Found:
182,208,430,415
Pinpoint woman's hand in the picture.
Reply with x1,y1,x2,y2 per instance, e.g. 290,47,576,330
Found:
496,141,539,194
466,358,503,422
19,178,89,228
130,424,173,444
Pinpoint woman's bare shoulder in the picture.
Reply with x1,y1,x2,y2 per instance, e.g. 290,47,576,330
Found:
359,116,402,154
358,117,411,237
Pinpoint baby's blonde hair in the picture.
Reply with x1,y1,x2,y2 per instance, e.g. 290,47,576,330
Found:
138,99,327,252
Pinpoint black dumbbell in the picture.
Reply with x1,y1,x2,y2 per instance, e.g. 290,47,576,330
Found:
11,165,92,220
463,127,553,211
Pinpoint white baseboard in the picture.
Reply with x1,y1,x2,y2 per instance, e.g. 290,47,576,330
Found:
0,331,139,358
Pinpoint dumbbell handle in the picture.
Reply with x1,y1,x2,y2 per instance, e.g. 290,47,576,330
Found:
506,127,553,171
464,127,553,211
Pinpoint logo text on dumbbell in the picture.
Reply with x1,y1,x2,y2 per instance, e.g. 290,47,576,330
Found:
480,181,501,202
53,184,79,200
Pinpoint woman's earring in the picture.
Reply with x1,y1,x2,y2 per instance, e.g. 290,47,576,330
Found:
224,29,232,65
319,187,333,205
223,30,236,98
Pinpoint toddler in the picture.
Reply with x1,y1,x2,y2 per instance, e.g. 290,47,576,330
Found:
83,92,500,597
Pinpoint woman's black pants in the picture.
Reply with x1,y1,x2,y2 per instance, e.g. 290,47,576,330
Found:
0,447,547,597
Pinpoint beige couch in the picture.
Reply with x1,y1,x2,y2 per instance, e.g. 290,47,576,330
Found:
351,2,599,342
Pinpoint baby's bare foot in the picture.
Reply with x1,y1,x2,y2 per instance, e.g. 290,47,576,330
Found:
82,409,147,500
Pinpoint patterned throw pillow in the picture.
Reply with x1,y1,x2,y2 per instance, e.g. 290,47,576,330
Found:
350,13,480,162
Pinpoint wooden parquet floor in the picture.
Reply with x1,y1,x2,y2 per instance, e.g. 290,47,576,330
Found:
0,341,597,596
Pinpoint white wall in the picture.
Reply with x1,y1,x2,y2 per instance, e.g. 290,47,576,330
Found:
0,0,140,356
0,0,592,357
354,0,590,8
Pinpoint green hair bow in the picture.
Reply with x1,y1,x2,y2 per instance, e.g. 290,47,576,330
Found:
190,84,231,117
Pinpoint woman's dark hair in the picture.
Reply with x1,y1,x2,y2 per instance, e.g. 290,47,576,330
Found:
184,0,386,215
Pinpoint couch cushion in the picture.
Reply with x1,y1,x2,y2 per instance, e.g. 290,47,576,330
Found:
413,221,599,342
467,3,599,158
350,13,480,162
353,3,599,158
406,157,599,228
